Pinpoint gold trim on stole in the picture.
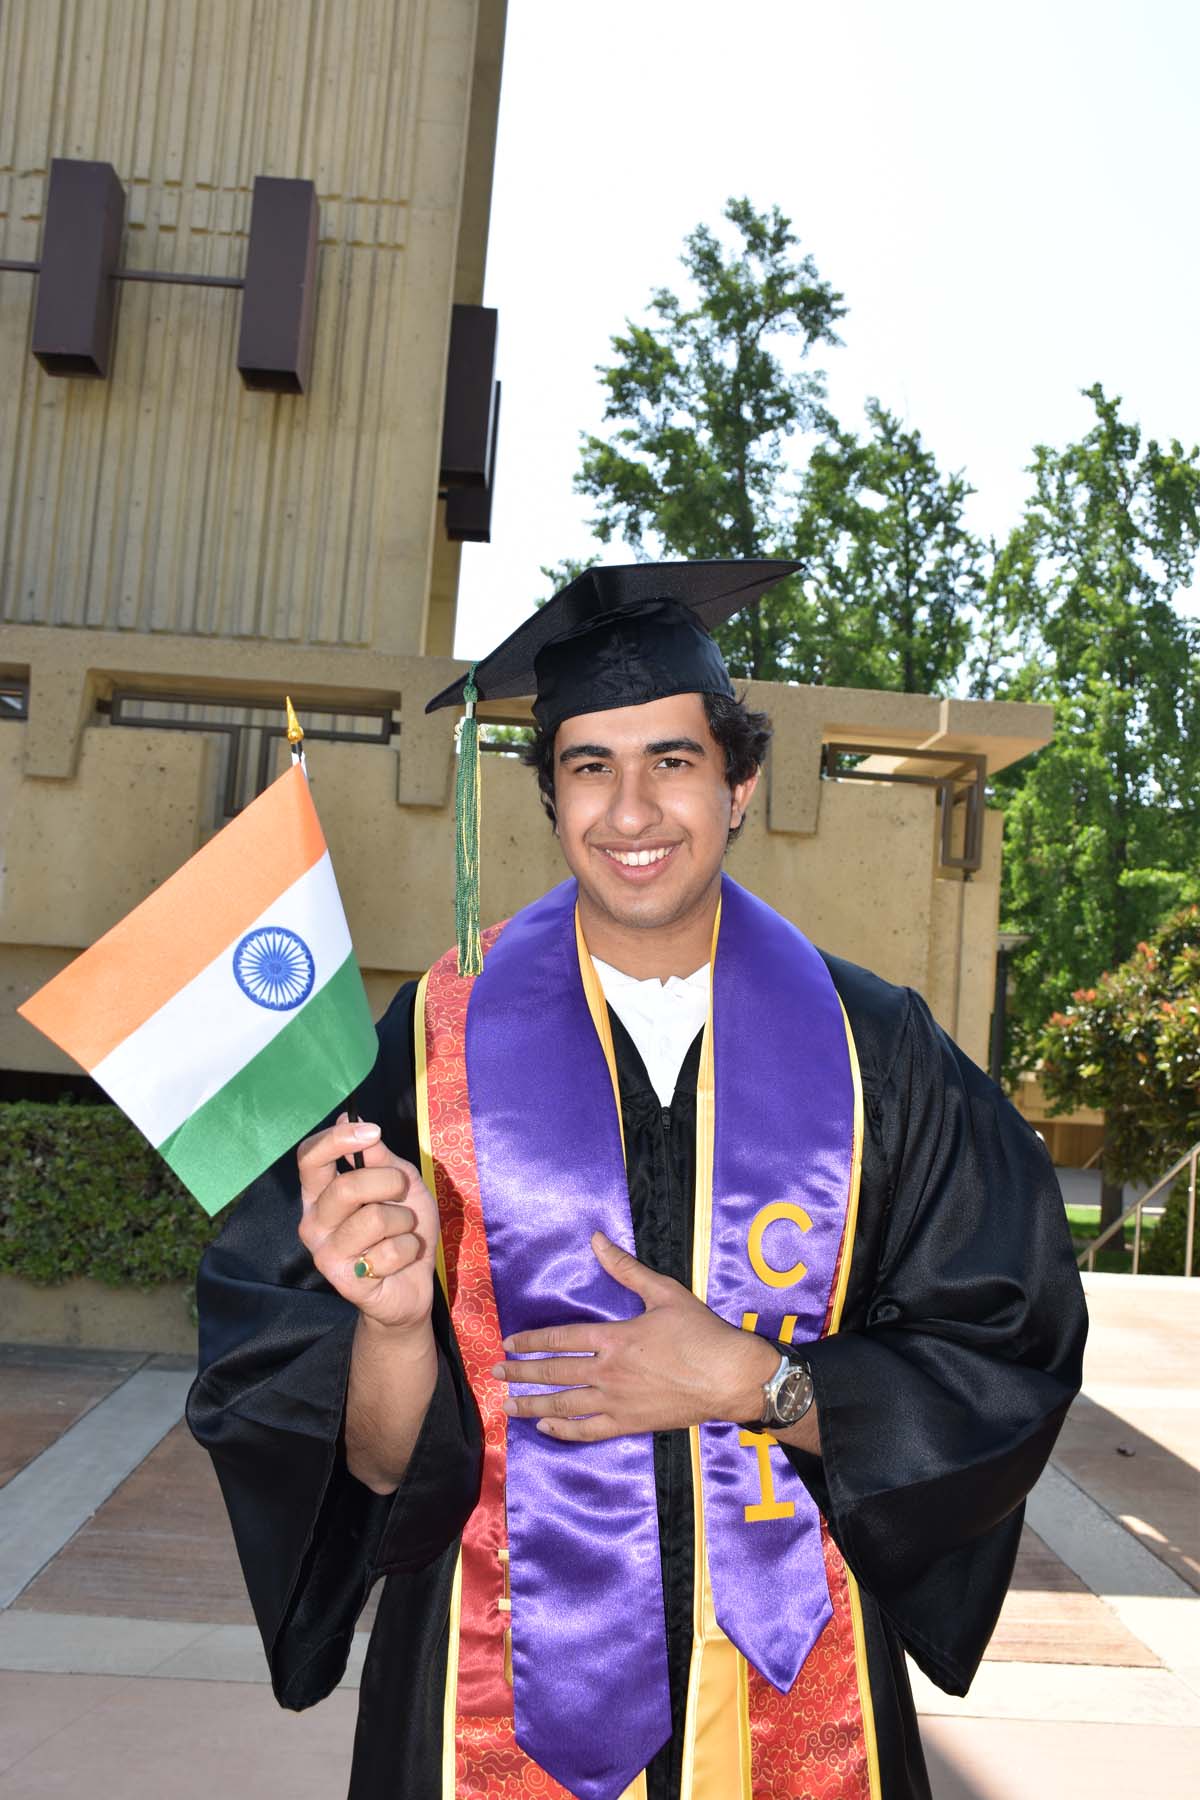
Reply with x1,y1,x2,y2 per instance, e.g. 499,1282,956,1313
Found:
414,972,462,1800
575,908,628,1160
680,901,754,1800
832,997,882,1800
415,970,451,1306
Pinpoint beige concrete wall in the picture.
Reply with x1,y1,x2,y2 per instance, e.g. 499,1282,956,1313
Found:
0,0,500,656
0,727,214,947
1016,1074,1104,1129
0,622,1054,1075
1013,1074,1105,1167
0,1276,196,1355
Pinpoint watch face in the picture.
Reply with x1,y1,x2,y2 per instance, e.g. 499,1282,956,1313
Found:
774,1366,814,1426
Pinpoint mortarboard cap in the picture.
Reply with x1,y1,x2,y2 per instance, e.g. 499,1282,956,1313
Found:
426,559,801,737
430,559,801,976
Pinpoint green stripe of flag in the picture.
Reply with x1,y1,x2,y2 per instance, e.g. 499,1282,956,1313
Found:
158,952,377,1215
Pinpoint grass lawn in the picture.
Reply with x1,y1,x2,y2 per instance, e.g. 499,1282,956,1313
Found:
1066,1202,1159,1273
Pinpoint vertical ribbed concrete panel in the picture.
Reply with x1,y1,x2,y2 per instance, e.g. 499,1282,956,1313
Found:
0,0,481,652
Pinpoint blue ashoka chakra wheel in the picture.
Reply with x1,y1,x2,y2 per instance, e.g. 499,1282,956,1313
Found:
232,926,315,1011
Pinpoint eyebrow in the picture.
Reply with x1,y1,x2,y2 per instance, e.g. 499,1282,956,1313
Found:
557,737,707,765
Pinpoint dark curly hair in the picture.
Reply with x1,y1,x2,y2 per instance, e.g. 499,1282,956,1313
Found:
520,691,772,843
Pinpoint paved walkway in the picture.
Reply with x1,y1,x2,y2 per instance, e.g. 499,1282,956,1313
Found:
0,1273,1197,1798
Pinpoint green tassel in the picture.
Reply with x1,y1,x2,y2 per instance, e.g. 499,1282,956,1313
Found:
454,663,484,977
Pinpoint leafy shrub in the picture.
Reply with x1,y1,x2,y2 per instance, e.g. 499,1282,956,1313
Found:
0,1101,224,1288
1141,1173,1200,1276
1039,903,1200,1186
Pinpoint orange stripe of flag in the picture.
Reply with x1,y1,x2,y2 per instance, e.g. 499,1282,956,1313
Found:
19,764,327,1071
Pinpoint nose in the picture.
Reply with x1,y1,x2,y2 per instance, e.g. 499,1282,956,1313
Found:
607,763,661,838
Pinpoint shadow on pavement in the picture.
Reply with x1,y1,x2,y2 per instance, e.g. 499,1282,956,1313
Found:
1053,1393,1199,1593
922,1733,991,1800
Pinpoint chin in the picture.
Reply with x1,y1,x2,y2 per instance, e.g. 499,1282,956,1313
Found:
581,866,714,934
600,890,682,931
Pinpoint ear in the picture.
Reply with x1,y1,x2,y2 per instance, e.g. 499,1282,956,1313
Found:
730,764,760,830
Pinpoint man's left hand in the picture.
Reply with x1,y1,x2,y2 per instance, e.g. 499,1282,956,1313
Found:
490,1230,779,1440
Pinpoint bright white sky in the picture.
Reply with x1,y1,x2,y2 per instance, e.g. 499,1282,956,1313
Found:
455,0,1200,655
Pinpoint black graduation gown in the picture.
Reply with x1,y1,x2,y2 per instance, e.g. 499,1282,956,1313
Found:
187,951,1087,1800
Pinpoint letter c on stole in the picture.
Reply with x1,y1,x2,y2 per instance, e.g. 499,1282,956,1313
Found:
747,1200,813,1288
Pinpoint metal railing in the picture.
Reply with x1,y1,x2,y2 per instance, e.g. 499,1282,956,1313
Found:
100,689,393,819
1079,1142,1198,1276
0,680,29,720
821,742,987,872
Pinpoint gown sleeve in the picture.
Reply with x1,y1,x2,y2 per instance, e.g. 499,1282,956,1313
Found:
784,981,1087,1695
185,982,483,1710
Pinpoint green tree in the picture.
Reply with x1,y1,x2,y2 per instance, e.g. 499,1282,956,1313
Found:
576,198,845,680
576,201,982,693
985,386,1200,1072
795,401,983,691
1038,904,1200,1272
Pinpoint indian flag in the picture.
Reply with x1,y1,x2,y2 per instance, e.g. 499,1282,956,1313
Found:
18,763,377,1215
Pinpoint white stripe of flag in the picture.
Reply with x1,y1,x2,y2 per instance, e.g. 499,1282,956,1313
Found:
92,851,352,1147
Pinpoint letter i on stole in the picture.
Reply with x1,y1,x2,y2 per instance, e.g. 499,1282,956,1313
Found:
739,1313,798,1523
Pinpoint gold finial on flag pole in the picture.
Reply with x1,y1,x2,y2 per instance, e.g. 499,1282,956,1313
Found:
285,696,306,770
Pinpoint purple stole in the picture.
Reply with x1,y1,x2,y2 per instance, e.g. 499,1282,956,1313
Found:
460,875,858,1800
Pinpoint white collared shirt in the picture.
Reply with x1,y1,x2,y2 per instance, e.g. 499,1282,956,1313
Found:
591,958,710,1109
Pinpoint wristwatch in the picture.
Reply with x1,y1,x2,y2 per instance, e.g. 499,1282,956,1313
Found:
740,1344,814,1434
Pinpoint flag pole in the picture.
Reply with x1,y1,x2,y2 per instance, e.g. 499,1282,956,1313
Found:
286,696,364,1172
285,694,306,771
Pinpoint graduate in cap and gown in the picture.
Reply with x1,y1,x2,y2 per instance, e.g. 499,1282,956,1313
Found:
188,561,1087,1800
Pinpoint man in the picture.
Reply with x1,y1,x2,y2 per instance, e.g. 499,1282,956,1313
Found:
189,561,1086,1800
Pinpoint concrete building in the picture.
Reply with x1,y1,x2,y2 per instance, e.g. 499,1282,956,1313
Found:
1,0,1053,1090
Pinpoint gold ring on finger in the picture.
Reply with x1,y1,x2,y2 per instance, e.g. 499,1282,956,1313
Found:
354,1256,377,1280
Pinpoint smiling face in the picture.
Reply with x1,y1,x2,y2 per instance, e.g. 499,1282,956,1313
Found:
550,692,759,974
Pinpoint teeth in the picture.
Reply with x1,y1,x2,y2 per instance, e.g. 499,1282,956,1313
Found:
606,847,672,866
